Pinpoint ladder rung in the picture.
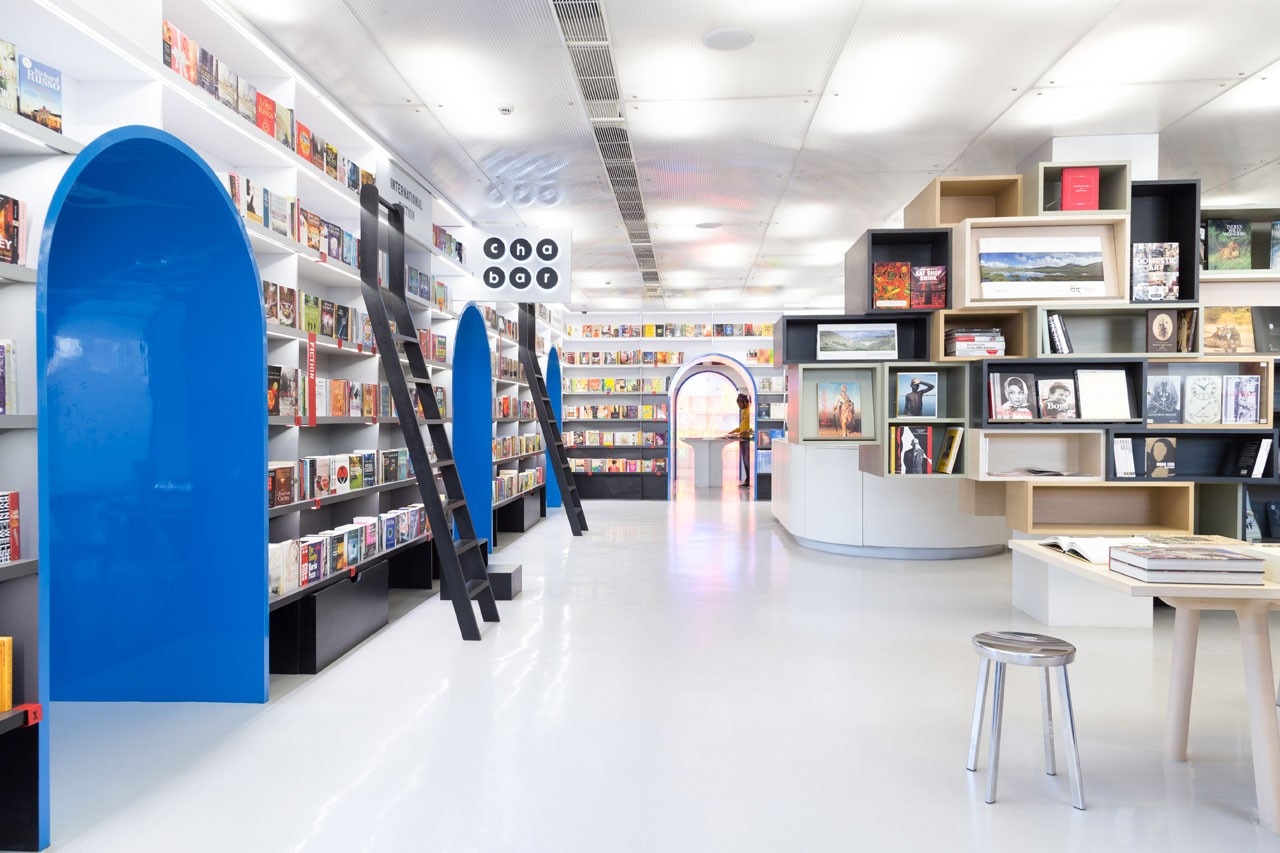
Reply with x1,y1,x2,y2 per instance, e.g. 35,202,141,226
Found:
422,419,447,426
455,538,482,555
435,459,456,468
464,579,491,599
444,499,466,512
392,334,419,346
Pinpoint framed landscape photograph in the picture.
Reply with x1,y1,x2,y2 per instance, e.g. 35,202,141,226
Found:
815,323,899,361
977,234,1107,300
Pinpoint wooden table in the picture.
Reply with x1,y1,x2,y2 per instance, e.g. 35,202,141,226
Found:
1008,540,1280,832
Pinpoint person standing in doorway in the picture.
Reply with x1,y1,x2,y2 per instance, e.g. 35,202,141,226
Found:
726,390,754,487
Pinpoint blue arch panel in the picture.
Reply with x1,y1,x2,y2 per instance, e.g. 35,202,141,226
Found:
544,347,562,509
452,306,494,552
38,127,267,707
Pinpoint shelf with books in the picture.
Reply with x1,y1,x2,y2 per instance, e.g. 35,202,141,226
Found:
844,227,950,313
0,415,36,430
0,557,37,584
974,358,1146,428
785,363,885,445
1004,480,1195,536
1143,357,1273,430
860,361,969,477
1108,427,1278,483
493,485,544,511
773,313,930,364
1201,206,1280,274
967,429,1107,482
1036,303,1201,359
904,175,1022,228
268,476,420,518
268,532,431,612
1130,179,1200,303
1023,160,1131,217
952,214,1131,309
245,222,364,289
0,106,83,156
929,307,1031,361
266,325,376,358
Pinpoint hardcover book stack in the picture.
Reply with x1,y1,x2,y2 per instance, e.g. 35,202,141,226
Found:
946,328,1005,357
1109,544,1264,585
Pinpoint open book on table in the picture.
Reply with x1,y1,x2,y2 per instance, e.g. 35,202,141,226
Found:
1039,535,1150,565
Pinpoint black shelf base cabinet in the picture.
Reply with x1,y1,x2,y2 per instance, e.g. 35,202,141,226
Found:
270,562,391,675
495,488,544,534
0,722,39,851
575,473,669,500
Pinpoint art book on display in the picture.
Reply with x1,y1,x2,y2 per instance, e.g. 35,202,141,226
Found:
988,373,1036,420
1222,374,1262,424
1145,437,1176,478
1109,545,1262,571
0,194,23,266
872,261,910,309
909,265,947,309
1203,305,1254,353
1147,309,1177,353
1206,219,1251,271
0,41,15,114
17,55,61,133
1131,242,1180,301
1074,369,1132,420
935,427,964,475
1145,376,1182,424
897,372,938,417
896,425,933,474
1040,535,1148,565
815,381,862,439
1036,378,1077,419
1182,375,1223,425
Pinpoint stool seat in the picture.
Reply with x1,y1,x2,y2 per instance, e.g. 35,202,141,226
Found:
972,631,1076,668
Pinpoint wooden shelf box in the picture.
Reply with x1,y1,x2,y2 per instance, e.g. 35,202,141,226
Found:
1023,160,1131,217
973,357,1146,428
968,428,1106,482
860,361,969,477
904,175,1022,228
1005,480,1195,535
1202,206,1280,273
1144,357,1274,429
1035,303,1202,359
930,307,1032,361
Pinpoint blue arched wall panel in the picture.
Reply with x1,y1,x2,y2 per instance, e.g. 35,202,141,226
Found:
452,306,494,552
668,353,759,499
545,347,562,509
38,127,267,708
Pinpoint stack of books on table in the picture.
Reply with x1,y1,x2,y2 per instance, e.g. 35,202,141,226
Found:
945,328,1005,357
1108,544,1265,585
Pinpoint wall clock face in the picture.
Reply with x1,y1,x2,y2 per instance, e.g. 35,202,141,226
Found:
1184,376,1221,424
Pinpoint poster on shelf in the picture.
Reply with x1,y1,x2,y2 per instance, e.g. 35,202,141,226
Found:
456,226,573,303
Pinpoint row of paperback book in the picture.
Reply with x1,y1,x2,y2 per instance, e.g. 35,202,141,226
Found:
1144,373,1263,425
0,39,61,134
494,467,545,502
946,328,1005,357
268,505,429,596
480,306,517,339
1202,219,1280,271
416,329,450,364
0,195,24,266
269,448,416,508
495,396,534,420
266,282,377,346
758,376,786,393
494,434,543,460
0,491,18,563
165,22,374,193
569,458,669,475
564,431,669,448
756,402,787,420
744,348,776,366
493,353,526,383
1113,435,1273,480
565,322,775,339
433,224,466,267
561,350,688,366
220,172,359,265
888,426,964,475
563,377,670,394
872,261,947,310
267,366,445,420
563,403,670,421
0,340,15,414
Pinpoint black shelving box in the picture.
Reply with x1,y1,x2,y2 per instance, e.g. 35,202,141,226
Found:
1130,179,1201,302
774,313,931,364
844,228,952,314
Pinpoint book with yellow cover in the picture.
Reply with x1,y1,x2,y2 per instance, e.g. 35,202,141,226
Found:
0,635,11,711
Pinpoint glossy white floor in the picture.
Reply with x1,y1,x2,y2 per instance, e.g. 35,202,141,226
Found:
46,486,1280,852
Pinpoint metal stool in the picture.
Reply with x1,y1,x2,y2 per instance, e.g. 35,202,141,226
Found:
966,630,1085,810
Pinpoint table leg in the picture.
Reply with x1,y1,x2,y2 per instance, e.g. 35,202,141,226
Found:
1237,601,1280,833
1164,604,1200,761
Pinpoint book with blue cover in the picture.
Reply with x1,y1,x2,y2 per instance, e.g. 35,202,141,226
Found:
17,55,61,133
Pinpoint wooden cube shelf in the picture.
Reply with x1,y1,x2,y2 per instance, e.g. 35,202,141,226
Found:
930,308,1032,361
1109,427,1279,483
860,361,968,477
1202,206,1280,272
1005,480,1195,535
1144,357,1274,429
968,428,1106,482
904,175,1022,228
1023,160,1131,217
1035,303,1202,359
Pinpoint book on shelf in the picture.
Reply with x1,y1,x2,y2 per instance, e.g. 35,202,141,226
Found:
0,491,18,563
935,427,964,475
0,41,16,114
1145,375,1182,424
0,194,25,266
0,635,10,712
1182,375,1223,425
1252,307,1280,353
267,365,282,416
1234,437,1273,479
1176,307,1198,353
1036,378,1077,419
1131,242,1180,301
909,265,947,309
216,61,237,111
1272,221,1280,270
1146,309,1177,354
18,54,62,133
278,369,298,418
236,77,256,123
1113,437,1136,478
275,103,295,151
1074,369,1131,420
895,425,933,474
1046,312,1073,354
1144,436,1176,478
896,372,938,417
0,339,14,414
1109,545,1263,582
1222,374,1262,424
1203,305,1254,353
196,47,217,96
255,90,277,137
988,373,1035,420
872,261,911,309
1206,219,1251,271
1040,535,1147,565
1058,166,1100,211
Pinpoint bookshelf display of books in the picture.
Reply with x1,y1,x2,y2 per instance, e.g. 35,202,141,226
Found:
1108,428,1276,483
1130,180,1200,302
1038,304,1201,358
843,228,951,313
1024,161,1131,217
860,362,968,477
930,308,1031,361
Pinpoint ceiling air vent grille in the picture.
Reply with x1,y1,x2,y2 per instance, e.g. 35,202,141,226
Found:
554,3,660,292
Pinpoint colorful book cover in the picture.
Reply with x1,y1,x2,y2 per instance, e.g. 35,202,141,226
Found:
0,636,11,711
360,169,375,187
296,121,312,161
342,231,358,268
816,381,861,438
243,177,261,224
266,365,282,416
1059,166,1100,211
0,195,24,265
197,47,218,96
279,369,297,418
17,55,62,133
909,265,947,309
349,382,361,417
320,300,335,338
0,40,17,113
275,103,294,150
329,381,347,422
175,30,198,84
324,143,339,179
237,77,256,122
334,305,350,341
255,91,277,138
347,160,361,191
303,294,321,333
1203,305,1253,353
216,61,237,110
897,372,938,417
1131,242,1180,301
1222,374,1262,425
160,22,173,70
310,132,326,170
263,280,279,323
1206,219,1251,270
362,384,377,418
872,261,911,309
325,223,342,260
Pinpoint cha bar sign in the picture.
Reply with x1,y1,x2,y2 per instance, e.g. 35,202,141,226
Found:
459,227,572,303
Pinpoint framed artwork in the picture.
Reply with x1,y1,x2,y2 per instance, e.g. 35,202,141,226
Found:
815,323,899,361
805,369,877,442
896,371,939,417
977,234,1107,300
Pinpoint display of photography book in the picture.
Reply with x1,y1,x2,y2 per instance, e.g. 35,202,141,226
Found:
872,261,910,309
1206,219,1252,271
1145,436,1176,478
1222,374,1262,424
1203,305,1255,353
1036,378,1077,419
909,265,947,309
17,54,62,134
1131,242,1180,301
1074,369,1131,420
1145,376,1181,424
1182,375,1223,425
896,372,938,418
1040,535,1148,565
894,424,933,474
988,373,1036,420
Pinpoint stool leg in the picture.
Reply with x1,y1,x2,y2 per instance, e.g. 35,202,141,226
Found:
985,661,1006,804
1041,668,1056,776
1055,665,1086,810
967,657,991,771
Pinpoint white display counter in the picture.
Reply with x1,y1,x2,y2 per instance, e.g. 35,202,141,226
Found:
771,440,1008,558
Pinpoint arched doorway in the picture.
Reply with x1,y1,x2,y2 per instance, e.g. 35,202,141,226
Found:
668,354,758,499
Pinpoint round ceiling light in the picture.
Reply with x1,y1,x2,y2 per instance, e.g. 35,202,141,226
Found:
695,221,722,229
702,27,754,51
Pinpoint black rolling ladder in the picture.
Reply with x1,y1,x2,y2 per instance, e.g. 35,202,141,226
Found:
517,303,587,536
358,184,497,641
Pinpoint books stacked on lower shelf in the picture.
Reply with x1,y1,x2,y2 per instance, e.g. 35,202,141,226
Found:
946,328,1004,357
268,448,416,507
569,458,668,475
0,491,18,563
1109,544,1265,585
493,466,545,502
268,503,429,595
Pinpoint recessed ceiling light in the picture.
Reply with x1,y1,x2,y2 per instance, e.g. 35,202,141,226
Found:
695,221,722,229
703,27,754,51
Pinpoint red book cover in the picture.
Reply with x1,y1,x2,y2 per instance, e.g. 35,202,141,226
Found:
255,91,276,137
909,265,947,309
872,261,911,309
1060,166,1100,211
296,121,312,161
